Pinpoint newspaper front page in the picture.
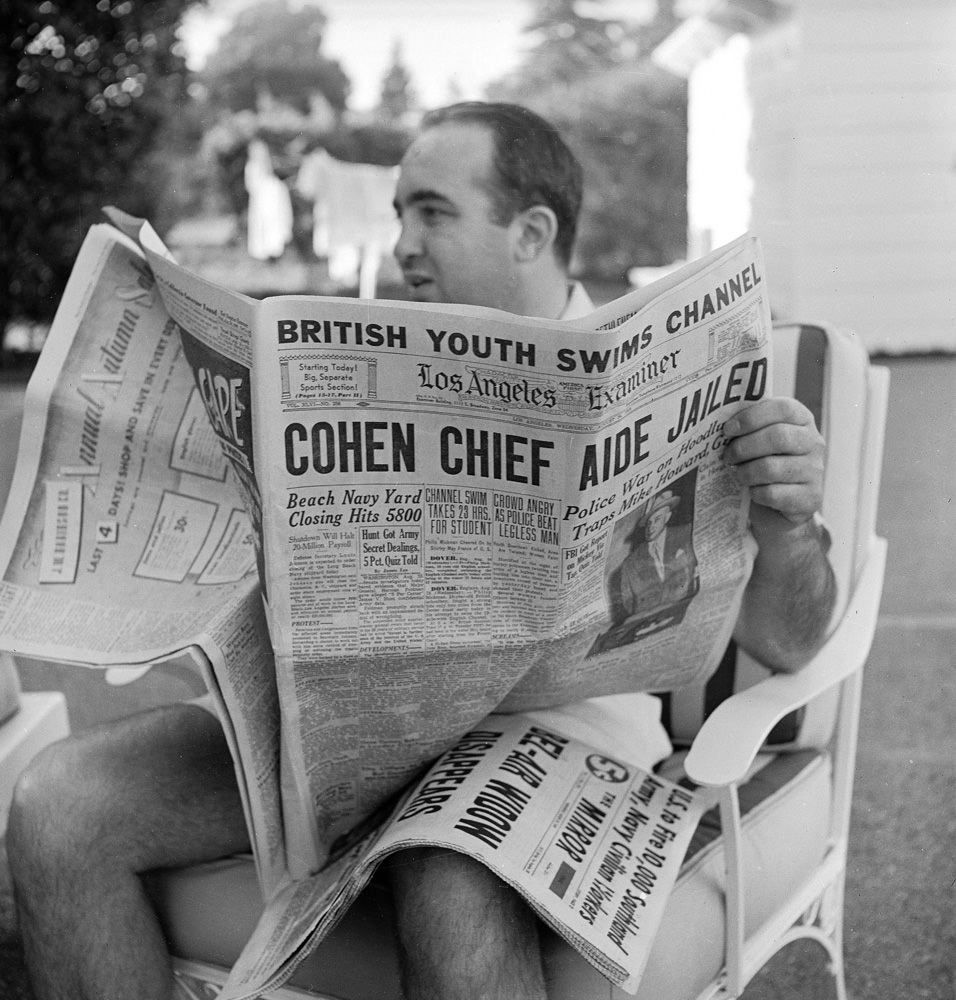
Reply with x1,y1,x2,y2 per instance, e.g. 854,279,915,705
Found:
141,230,768,887
138,227,770,995
0,217,772,995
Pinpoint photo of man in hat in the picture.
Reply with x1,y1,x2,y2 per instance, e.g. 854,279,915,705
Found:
605,476,698,631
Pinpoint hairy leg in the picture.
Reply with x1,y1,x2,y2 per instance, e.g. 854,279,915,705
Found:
386,846,548,1000
7,702,250,1000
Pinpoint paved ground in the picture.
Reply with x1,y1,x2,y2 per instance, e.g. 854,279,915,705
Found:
746,354,956,999
0,354,954,998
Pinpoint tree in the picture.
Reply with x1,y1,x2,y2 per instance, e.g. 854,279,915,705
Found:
511,0,631,87
508,0,682,86
376,39,416,122
550,66,687,276
200,0,349,115
1,0,197,340
488,0,687,281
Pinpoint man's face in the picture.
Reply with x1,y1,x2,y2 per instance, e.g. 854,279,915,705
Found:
646,506,672,541
393,122,521,312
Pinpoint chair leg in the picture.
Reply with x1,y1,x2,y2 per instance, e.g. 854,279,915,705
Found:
822,875,848,1000
829,948,849,1000
825,903,848,1000
797,878,849,1000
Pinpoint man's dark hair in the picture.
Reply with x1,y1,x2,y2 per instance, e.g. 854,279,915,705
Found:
420,101,583,268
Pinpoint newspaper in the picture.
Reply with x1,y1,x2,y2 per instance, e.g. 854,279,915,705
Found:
0,214,772,994
186,713,714,998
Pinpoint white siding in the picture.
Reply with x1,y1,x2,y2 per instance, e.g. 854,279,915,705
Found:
748,0,956,352
747,20,801,321
686,35,754,257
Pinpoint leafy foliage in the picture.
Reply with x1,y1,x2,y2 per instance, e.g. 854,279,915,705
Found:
489,0,687,281
199,0,349,115
319,122,412,167
515,0,634,86
1,0,196,334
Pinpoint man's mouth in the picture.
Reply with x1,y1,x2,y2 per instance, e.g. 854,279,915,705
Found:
403,273,434,295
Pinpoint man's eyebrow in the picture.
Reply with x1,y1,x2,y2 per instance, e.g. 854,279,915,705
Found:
393,189,455,213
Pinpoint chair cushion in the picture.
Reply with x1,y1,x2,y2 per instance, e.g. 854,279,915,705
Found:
149,749,831,1000
658,641,805,750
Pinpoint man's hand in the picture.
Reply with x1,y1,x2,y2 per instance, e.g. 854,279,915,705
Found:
722,397,825,541
723,397,835,672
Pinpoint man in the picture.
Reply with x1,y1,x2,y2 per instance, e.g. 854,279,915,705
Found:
607,488,697,624
7,102,834,1000
382,101,835,1000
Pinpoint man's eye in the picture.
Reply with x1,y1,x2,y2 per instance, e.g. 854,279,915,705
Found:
420,205,447,223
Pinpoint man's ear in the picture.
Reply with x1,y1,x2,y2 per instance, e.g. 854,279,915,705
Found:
512,205,559,263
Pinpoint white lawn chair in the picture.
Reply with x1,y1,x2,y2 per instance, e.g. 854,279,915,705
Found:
148,320,889,1000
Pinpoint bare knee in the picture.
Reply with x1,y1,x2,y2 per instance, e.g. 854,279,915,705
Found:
386,847,547,1000
10,735,89,841
7,736,97,894
8,703,247,885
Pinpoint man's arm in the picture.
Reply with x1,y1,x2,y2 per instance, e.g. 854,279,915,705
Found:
723,398,837,673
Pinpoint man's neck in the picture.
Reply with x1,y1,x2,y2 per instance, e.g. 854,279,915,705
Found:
511,264,572,320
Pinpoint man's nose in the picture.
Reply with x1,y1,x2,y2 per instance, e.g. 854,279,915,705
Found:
393,219,422,265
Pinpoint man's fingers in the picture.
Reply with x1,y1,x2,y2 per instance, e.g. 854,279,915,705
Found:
723,397,815,438
747,483,822,522
723,423,823,466
732,454,820,487
721,397,826,523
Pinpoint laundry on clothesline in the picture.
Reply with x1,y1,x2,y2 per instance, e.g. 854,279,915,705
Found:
244,140,294,262
295,149,399,262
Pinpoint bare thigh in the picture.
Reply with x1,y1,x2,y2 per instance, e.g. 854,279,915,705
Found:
9,700,251,874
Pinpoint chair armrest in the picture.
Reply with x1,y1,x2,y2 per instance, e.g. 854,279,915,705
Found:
684,537,887,788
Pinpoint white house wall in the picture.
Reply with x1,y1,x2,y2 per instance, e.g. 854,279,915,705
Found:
748,0,956,352
686,34,754,259
746,18,801,324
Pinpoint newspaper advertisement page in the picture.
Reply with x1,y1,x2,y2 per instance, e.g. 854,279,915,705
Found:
0,224,259,665
137,231,267,585
0,221,285,895
245,234,767,873
213,713,708,1000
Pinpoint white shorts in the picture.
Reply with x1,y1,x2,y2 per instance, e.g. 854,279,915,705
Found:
521,693,672,773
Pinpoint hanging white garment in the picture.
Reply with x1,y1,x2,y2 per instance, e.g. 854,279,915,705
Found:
244,140,293,261
294,149,399,288
325,158,399,250
295,149,331,258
